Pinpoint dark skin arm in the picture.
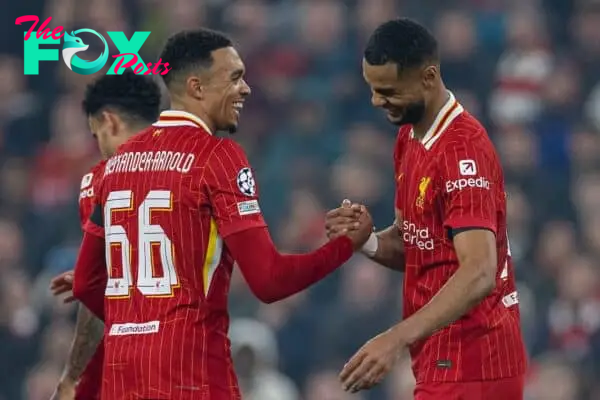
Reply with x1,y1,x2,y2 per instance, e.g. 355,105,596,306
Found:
325,203,405,272
366,222,405,272
60,305,104,383
49,268,104,397
52,304,104,398
394,229,497,343
340,229,497,392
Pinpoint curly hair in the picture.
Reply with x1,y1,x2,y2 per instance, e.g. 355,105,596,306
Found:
159,29,233,87
364,18,438,72
82,70,161,123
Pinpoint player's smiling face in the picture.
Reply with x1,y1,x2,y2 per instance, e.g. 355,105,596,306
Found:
362,59,427,126
203,47,251,134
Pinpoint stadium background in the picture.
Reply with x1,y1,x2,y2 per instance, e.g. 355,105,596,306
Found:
1,0,600,399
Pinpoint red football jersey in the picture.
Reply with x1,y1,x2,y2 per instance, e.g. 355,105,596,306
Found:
394,93,527,383
76,161,105,400
86,110,266,399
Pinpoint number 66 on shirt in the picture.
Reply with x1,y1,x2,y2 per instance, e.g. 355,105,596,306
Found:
104,189,179,298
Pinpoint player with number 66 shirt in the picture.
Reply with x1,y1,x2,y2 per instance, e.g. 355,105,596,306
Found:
71,29,372,399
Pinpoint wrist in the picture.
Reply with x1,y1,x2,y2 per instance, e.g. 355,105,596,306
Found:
59,371,77,386
333,235,355,259
391,320,421,346
360,232,378,257
58,377,76,389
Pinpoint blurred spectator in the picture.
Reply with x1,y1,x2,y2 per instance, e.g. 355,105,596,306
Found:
230,318,300,400
489,8,553,125
526,354,583,400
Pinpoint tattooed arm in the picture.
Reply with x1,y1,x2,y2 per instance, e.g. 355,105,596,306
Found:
57,304,104,388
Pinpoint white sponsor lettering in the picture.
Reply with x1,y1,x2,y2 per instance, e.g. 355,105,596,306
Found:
445,177,490,193
104,152,195,177
502,291,519,308
237,199,261,216
459,159,477,176
80,173,93,189
79,188,94,200
402,220,434,250
109,321,160,336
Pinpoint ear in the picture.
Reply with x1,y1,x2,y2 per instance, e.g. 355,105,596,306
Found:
186,76,203,100
101,110,119,136
421,65,438,90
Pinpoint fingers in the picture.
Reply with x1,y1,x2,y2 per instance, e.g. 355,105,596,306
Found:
339,350,365,384
326,207,360,220
49,271,76,304
50,274,75,297
63,295,76,303
341,352,374,392
50,271,73,289
342,199,363,213
326,201,369,239
352,364,385,392
325,216,360,232
50,282,74,296
54,271,74,282
51,285,73,296
342,357,387,393
340,345,391,393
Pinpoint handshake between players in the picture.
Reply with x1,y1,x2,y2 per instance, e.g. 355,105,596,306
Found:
49,18,526,400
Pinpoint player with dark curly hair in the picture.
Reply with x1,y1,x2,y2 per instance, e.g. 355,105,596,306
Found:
71,29,371,399
49,70,161,400
326,18,528,399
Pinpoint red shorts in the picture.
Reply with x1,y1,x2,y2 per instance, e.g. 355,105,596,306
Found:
414,375,524,400
75,338,104,400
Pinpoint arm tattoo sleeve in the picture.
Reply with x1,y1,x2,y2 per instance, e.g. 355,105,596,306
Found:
63,304,104,381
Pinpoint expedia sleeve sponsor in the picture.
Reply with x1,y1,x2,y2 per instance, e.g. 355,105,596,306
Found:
445,176,490,193
79,187,94,200
79,172,94,200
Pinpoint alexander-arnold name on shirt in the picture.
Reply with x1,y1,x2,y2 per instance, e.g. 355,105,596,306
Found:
104,151,195,177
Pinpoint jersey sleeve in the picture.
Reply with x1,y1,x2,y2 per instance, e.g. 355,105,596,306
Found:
78,171,95,229
84,203,105,238
72,232,107,320
440,136,498,234
83,174,105,238
204,139,267,238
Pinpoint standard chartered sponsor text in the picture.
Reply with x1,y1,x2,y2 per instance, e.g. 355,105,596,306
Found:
104,151,195,176
402,220,434,250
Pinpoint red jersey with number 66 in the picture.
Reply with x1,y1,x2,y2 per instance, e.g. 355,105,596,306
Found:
84,110,266,399
394,92,527,384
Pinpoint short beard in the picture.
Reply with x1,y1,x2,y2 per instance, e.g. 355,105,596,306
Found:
226,123,238,134
393,100,426,126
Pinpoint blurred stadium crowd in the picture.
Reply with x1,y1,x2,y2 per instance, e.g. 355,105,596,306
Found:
1,0,600,399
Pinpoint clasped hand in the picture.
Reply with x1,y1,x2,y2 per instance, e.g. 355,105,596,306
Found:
324,199,407,392
324,199,373,249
